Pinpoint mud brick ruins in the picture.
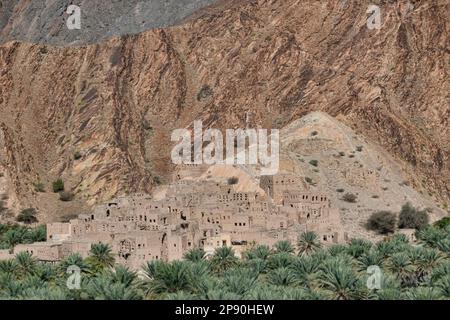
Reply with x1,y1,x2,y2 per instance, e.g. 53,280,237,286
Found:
0,168,346,270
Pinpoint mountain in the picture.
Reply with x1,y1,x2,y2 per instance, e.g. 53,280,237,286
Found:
0,0,448,222
0,0,219,45
278,112,446,240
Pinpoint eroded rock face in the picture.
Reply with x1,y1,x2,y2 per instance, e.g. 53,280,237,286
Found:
0,0,218,45
0,0,448,221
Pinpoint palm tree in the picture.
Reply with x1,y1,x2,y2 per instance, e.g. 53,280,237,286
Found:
85,275,142,300
376,288,404,300
267,252,296,270
297,231,322,257
328,244,348,257
0,259,18,275
245,284,284,300
86,243,115,273
20,286,68,300
34,262,58,282
210,247,238,273
429,260,450,285
244,245,272,261
4,228,27,248
318,258,368,300
109,265,138,287
387,252,415,287
346,239,372,258
417,226,447,247
14,251,37,278
183,248,206,263
356,249,384,272
376,236,409,258
267,267,298,287
142,260,192,296
274,240,294,254
29,225,46,242
436,238,450,258
291,255,322,289
436,277,450,299
0,277,25,298
165,291,198,300
59,253,89,276
414,248,443,280
221,268,258,296
280,287,317,300
404,287,443,300
203,289,241,300
245,258,268,275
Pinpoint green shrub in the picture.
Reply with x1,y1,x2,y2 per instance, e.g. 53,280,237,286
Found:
336,188,345,193
356,146,363,152
227,177,239,185
52,179,65,193
366,211,397,234
309,160,319,167
74,151,82,160
143,119,153,131
153,176,162,185
34,182,45,193
197,85,213,101
433,217,450,229
17,208,38,224
398,203,430,230
342,193,357,203
59,191,74,202
311,131,318,136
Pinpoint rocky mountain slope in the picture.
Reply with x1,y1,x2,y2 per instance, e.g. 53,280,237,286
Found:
279,112,446,240
0,0,218,45
0,0,448,222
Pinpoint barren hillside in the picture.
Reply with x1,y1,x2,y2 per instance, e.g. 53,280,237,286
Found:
0,0,448,222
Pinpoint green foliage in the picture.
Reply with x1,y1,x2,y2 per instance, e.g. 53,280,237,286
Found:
309,160,319,167
0,227,449,300
59,191,74,202
297,231,322,257
33,182,45,193
85,243,115,273
210,247,238,273
153,176,162,185
433,217,450,230
197,85,213,101
52,179,64,193
0,223,46,250
183,248,206,263
342,193,357,203
366,211,397,234
398,202,430,230
227,177,239,185
16,208,38,224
